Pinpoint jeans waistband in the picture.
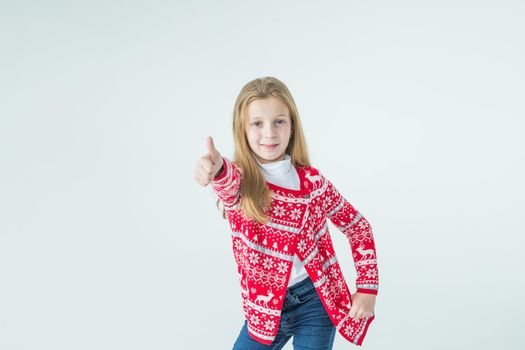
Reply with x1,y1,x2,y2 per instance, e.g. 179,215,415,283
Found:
286,275,315,296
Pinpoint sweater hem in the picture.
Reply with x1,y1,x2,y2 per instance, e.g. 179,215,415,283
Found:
356,288,378,295
336,313,375,347
356,314,375,346
247,329,274,345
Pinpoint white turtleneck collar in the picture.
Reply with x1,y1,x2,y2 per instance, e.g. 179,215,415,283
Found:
256,154,300,190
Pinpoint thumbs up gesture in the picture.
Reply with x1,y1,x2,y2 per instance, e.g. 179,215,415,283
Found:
193,136,224,187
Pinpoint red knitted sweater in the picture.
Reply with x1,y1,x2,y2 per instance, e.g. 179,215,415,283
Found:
211,156,379,346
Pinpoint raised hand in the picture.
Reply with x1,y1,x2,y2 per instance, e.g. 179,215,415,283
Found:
193,136,224,187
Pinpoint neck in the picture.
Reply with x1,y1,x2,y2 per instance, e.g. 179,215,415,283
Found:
255,153,287,165
257,154,292,177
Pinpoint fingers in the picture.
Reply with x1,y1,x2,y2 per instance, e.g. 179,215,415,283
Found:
206,136,222,164
348,304,357,319
200,154,214,173
192,162,206,186
193,154,221,187
352,310,374,319
206,136,219,158
194,165,213,186
194,136,223,187
348,296,374,320
349,307,367,320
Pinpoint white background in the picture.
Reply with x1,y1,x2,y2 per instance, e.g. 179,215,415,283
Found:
1,1,524,349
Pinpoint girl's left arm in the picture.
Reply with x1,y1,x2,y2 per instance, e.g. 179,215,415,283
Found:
323,177,379,296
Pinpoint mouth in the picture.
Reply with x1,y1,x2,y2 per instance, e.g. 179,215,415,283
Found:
261,144,279,150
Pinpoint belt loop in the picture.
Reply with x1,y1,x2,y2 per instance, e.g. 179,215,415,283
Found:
286,290,300,303
291,293,300,303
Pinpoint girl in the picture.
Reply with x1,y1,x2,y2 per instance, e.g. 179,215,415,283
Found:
193,76,379,349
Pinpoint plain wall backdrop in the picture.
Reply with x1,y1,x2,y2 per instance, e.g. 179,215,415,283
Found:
1,0,524,349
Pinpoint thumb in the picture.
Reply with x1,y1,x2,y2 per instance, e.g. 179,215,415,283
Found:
206,136,220,159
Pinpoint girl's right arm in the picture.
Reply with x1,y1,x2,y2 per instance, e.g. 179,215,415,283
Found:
193,136,242,208
210,156,242,209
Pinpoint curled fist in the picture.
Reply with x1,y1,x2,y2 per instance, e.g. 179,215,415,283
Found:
193,136,223,186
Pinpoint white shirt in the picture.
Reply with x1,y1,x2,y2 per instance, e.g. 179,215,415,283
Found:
257,154,309,287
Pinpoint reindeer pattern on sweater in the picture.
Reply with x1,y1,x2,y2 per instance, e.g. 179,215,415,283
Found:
211,157,379,346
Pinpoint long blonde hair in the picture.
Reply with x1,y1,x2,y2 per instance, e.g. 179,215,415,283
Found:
217,76,311,224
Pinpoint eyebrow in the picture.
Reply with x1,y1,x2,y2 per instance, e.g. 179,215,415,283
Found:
250,113,288,120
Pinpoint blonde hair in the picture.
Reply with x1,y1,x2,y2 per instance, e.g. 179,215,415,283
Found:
217,76,311,224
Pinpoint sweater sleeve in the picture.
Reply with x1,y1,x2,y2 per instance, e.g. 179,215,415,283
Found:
210,156,242,209
323,177,379,295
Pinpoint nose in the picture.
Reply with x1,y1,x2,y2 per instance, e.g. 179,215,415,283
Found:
262,123,276,139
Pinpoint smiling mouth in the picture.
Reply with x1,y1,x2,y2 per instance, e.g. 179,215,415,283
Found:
261,144,279,149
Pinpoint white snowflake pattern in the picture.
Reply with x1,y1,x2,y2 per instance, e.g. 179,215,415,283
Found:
324,196,333,210
263,319,276,331
365,267,378,279
248,251,260,265
234,240,243,251
306,230,315,241
249,314,261,326
344,324,356,337
297,239,307,253
272,205,286,218
290,208,301,221
276,261,288,274
262,256,275,270
315,205,323,218
242,245,249,257
321,284,330,297
358,219,369,230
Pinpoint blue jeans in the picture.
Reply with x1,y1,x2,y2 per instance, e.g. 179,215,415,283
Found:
232,276,336,350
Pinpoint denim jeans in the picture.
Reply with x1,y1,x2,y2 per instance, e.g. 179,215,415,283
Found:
232,276,336,350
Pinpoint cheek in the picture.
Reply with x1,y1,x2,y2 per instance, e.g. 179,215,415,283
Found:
280,127,291,138
246,130,259,144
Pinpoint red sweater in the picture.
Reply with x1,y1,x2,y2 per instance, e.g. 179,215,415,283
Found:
211,156,379,346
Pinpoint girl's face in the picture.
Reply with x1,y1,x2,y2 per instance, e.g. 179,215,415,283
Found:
245,96,292,164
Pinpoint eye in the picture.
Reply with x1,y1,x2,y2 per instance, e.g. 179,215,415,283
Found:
276,119,286,125
252,121,262,127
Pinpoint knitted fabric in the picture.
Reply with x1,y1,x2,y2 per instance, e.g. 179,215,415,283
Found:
211,157,379,346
